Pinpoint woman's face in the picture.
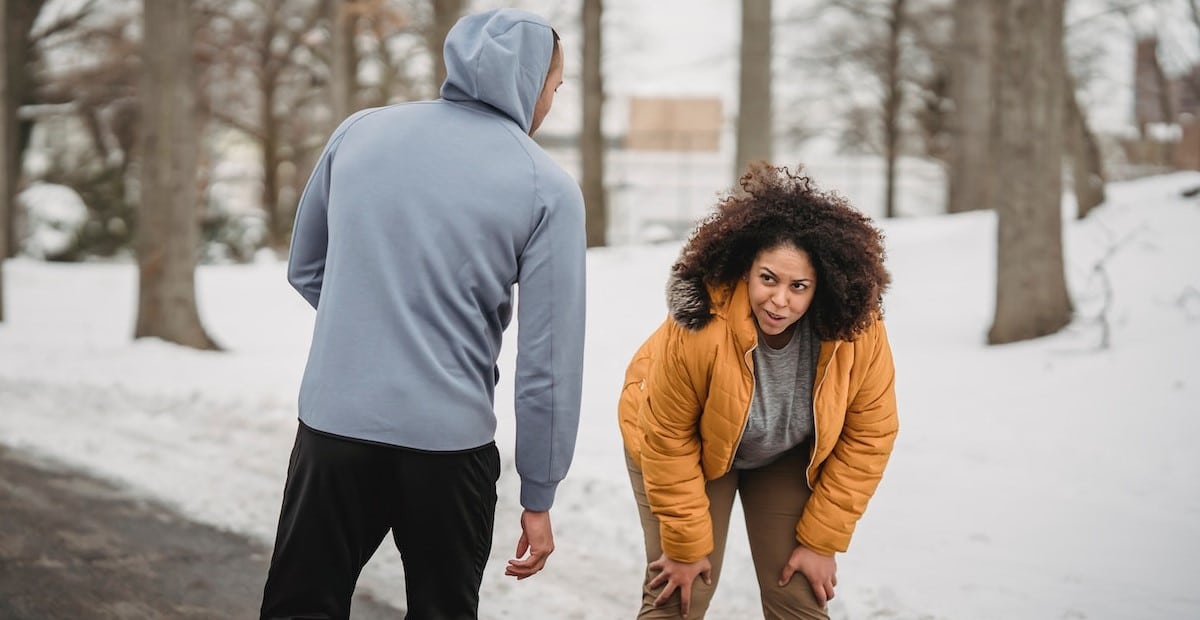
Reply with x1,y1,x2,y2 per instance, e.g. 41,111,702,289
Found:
746,243,817,340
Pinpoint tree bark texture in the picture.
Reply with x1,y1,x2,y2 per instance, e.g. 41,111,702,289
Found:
0,4,8,320
3,0,43,259
988,0,1072,345
734,0,772,181
258,2,285,251
261,79,285,250
581,0,606,247
427,0,464,96
328,0,358,126
136,0,217,349
882,0,906,218
947,0,993,214
1064,70,1106,219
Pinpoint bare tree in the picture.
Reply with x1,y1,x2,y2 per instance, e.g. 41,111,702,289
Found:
988,0,1072,345
1180,0,1200,171
735,0,773,180
426,0,464,94
136,0,217,349
909,21,952,165
357,2,421,106
0,6,8,320
200,0,327,251
327,0,359,124
1134,36,1174,138
34,5,146,259
946,0,993,214
880,0,906,218
3,0,48,258
1064,69,1106,219
807,0,941,217
581,0,606,247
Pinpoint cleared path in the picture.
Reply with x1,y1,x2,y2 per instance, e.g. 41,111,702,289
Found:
0,445,400,619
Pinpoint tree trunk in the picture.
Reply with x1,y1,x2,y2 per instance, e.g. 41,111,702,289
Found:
0,5,8,320
136,0,217,350
882,0,906,218
988,0,1072,345
261,77,285,250
581,0,606,247
947,0,993,214
1186,0,1200,169
328,0,358,125
734,0,772,181
427,0,464,95
1064,69,1106,219
3,0,44,259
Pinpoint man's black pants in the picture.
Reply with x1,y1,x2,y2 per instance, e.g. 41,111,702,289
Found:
260,422,501,620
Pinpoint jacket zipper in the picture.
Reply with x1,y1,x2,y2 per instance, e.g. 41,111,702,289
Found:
726,344,757,474
805,341,840,489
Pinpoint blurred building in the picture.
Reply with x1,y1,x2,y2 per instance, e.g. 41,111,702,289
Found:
625,97,723,152
1131,36,1200,171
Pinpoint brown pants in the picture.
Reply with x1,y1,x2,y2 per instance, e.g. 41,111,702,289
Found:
627,444,828,619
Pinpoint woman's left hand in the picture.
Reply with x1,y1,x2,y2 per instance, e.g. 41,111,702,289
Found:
779,543,837,608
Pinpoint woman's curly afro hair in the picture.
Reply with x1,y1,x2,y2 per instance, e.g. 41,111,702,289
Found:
673,162,891,341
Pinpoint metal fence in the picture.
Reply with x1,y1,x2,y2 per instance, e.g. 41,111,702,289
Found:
547,148,949,245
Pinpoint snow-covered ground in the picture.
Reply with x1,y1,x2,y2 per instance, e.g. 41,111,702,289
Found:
2,172,1199,619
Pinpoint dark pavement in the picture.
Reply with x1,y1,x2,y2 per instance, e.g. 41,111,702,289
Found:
0,445,400,619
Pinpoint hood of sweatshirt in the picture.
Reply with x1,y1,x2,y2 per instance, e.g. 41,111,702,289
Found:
439,9,554,134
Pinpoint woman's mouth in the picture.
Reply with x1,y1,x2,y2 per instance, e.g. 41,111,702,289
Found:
763,310,786,323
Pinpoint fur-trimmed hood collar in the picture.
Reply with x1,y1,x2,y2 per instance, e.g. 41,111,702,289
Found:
666,273,748,332
666,274,712,330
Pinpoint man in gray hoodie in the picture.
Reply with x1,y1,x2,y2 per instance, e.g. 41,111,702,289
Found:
261,8,585,619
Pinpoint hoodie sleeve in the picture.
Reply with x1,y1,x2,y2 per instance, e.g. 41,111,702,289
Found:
286,113,363,309
513,177,587,511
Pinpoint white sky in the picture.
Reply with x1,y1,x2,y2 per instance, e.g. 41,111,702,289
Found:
2,168,1198,618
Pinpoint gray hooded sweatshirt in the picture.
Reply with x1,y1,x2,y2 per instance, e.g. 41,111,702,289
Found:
287,9,585,511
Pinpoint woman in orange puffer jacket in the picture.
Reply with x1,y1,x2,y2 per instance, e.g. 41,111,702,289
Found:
618,163,898,619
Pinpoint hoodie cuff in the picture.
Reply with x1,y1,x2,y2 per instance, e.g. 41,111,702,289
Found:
520,479,559,511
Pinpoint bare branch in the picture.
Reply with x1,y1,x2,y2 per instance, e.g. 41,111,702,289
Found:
209,109,266,142
30,0,98,41
825,0,891,22
1066,0,1156,30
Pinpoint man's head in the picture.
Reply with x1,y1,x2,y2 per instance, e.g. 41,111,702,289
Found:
441,10,562,134
529,31,563,136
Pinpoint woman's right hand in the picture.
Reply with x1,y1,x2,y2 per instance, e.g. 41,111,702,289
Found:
648,553,712,618
779,544,837,608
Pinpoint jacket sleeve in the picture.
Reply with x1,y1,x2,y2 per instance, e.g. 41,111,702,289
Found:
797,319,899,555
285,115,360,309
639,323,713,563
617,333,657,457
512,179,587,511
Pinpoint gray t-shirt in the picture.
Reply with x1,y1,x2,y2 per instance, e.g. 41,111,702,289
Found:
732,316,820,470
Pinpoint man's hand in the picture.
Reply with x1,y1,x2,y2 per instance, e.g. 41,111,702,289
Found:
779,544,837,608
647,553,712,619
505,509,554,580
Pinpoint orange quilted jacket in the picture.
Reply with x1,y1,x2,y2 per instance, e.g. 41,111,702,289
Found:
618,276,898,561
